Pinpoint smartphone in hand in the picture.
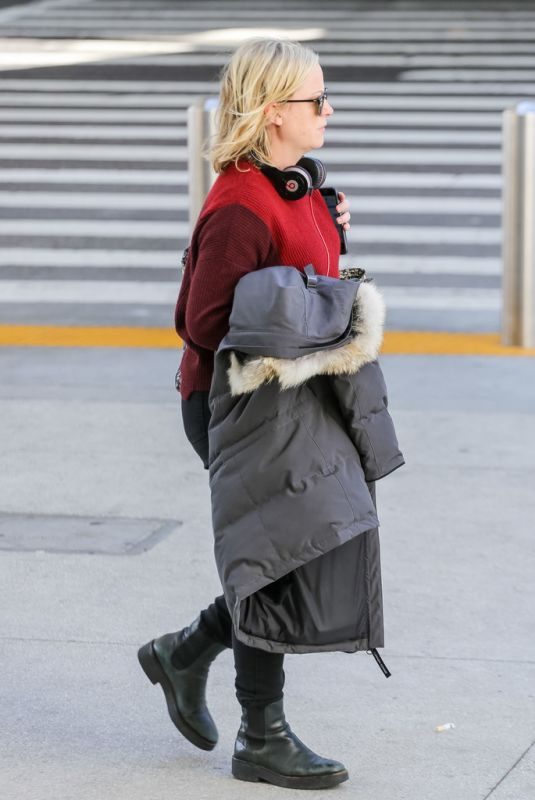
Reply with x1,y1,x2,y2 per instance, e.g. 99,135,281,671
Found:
320,187,348,255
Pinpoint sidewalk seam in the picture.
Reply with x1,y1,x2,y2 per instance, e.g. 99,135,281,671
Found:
482,738,535,799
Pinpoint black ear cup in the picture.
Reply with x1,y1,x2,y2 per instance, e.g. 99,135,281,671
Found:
261,158,326,200
297,157,326,189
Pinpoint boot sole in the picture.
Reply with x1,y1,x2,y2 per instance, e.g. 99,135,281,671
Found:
138,641,216,752
232,757,349,790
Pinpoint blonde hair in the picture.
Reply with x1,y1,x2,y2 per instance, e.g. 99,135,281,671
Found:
209,38,319,174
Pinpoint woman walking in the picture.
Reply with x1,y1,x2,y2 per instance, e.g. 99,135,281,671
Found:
138,37,404,790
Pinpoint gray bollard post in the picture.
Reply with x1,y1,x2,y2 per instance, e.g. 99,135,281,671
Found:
502,101,535,347
187,96,218,232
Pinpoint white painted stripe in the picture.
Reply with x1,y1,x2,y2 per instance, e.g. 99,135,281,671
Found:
341,255,501,276
0,125,188,141
0,219,188,237
326,129,501,145
0,143,502,166
0,191,501,215
0,220,500,244
0,169,501,190
7,26,535,42
0,280,178,304
30,9,535,32
0,79,219,93
0,94,199,107
10,15,535,28
281,95,526,111
0,108,502,128
331,111,501,128
353,226,502,245
89,53,535,68
335,172,502,189
0,109,188,123
0,280,501,311
311,148,502,166
403,69,535,81
0,249,181,268
0,125,501,147
0,143,187,161
7,250,499,276
347,196,501,214
0,78,533,95
0,191,189,209
302,81,535,95
0,168,189,184
313,40,535,55
0,92,527,111
47,2,535,13
382,286,500,311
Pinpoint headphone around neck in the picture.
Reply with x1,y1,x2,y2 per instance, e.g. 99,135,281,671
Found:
260,157,326,200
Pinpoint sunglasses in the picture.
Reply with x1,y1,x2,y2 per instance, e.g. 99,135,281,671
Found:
286,89,328,116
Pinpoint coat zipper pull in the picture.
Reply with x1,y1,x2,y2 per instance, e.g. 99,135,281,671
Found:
368,648,392,678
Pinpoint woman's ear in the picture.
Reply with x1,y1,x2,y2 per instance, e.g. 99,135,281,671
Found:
264,101,283,126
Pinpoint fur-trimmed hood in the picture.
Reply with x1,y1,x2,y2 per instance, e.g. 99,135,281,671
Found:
217,265,385,396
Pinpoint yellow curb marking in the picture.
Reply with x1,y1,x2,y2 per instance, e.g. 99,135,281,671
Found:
0,325,534,356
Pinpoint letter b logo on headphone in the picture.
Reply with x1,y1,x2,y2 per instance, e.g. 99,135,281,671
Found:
261,157,326,201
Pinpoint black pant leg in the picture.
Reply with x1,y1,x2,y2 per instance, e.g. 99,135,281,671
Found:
181,389,285,702
181,390,232,647
233,630,285,708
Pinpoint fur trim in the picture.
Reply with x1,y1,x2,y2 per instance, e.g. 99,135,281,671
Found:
227,281,385,396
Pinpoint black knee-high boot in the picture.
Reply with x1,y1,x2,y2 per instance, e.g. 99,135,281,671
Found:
231,632,348,789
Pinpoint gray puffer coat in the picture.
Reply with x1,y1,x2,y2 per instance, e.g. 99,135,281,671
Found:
208,265,405,660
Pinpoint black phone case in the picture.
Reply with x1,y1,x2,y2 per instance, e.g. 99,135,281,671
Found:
320,187,348,255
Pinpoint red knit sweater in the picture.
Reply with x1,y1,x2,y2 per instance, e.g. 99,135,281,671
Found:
175,160,341,399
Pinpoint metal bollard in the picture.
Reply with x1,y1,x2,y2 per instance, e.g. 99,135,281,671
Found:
187,96,218,231
502,101,535,347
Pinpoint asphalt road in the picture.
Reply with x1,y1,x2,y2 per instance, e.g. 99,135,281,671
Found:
2,0,534,332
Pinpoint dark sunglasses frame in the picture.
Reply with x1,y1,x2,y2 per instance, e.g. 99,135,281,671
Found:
285,89,328,115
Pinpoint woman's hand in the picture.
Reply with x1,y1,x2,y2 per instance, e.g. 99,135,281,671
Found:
336,191,351,231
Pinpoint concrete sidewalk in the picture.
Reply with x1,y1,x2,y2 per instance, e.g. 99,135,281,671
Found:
0,346,534,800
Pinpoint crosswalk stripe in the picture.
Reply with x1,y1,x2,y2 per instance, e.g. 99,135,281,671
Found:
0,250,500,276
0,280,178,304
0,249,182,268
353,226,502,245
5,26,535,42
0,125,502,146
403,69,535,81
0,143,188,160
0,280,500,311
84,53,535,68
382,287,500,310
0,109,503,127
0,169,501,189
0,125,189,141
0,92,527,110
0,168,189,184
323,129,501,145
0,192,190,209
0,220,501,245
311,148,502,165
343,256,501,276
0,192,501,215
0,219,188,237
9,13,535,28
0,79,533,95
0,143,502,165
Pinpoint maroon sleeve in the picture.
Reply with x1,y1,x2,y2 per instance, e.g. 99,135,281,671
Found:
184,204,278,352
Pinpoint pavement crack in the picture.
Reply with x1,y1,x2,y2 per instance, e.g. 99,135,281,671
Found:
482,738,535,799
